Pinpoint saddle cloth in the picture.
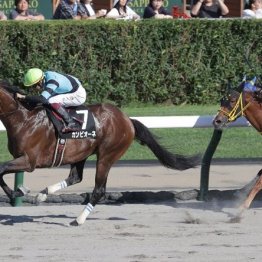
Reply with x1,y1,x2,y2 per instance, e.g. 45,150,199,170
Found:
46,105,97,139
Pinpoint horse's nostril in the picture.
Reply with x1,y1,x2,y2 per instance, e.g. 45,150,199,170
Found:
212,119,222,128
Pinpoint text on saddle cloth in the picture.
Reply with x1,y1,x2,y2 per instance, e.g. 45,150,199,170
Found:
46,106,97,139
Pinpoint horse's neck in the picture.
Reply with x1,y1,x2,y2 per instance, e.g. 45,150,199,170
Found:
1,105,43,132
245,99,262,132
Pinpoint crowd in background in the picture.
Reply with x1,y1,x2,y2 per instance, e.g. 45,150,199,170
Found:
0,0,262,21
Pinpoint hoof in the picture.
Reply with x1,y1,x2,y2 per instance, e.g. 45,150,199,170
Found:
70,220,80,226
17,185,30,196
239,204,248,212
35,193,47,204
228,208,245,223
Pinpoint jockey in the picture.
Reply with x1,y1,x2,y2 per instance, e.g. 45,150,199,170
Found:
17,68,87,133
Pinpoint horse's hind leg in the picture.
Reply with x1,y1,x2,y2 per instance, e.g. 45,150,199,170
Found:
240,169,262,209
36,159,86,203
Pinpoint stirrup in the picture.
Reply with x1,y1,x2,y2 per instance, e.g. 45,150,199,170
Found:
62,122,80,133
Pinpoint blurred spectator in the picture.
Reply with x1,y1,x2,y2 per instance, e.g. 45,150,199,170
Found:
78,0,107,19
243,0,262,18
0,11,7,20
106,0,140,20
53,0,81,19
9,0,45,20
143,0,173,19
191,0,229,18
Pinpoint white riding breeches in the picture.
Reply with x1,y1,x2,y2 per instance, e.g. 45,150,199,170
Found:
48,85,86,107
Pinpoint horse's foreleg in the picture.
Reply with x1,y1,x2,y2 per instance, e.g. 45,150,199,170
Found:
0,156,32,200
70,131,132,226
241,170,262,209
71,161,110,226
36,160,86,203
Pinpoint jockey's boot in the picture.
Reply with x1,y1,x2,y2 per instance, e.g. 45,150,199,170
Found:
62,118,80,133
51,103,80,133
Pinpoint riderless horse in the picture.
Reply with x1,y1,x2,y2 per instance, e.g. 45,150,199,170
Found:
213,76,262,209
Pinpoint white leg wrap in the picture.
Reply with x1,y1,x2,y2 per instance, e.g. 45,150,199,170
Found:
48,180,67,194
35,193,47,203
76,203,94,225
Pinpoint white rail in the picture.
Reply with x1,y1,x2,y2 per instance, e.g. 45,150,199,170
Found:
0,115,250,131
0,122,5,131
131,116,250,128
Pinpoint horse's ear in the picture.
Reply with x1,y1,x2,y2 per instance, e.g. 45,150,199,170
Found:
236,76,247,92
250,76,257,85
233,75,247,92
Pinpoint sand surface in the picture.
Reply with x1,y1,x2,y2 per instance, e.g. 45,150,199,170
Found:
0,163,262,261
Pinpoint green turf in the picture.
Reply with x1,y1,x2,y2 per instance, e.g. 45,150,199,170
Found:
122,104,219,116
0,104,260,162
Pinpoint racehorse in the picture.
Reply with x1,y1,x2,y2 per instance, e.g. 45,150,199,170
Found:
0,81,200,226
213,76,262,209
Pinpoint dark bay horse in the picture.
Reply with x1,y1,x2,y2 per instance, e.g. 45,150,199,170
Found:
213,77,262,209
0,81,200,226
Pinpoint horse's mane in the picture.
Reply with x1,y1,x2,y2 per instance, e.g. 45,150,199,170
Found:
230,89,241,98
0,80,41,111
0,80,26,95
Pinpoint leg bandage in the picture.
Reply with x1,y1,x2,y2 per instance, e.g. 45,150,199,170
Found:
76,203,94,225
47,180,67,194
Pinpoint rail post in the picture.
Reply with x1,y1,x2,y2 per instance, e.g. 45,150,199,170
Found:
12,171,24,207
198,129,223,201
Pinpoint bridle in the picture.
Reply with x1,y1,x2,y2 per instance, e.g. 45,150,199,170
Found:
218,91,252,123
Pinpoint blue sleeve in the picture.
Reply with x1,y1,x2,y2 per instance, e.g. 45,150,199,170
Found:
41,71,59,99
40,71,78,99
41,90,52,99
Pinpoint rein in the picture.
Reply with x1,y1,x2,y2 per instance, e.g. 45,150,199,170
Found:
219,92,252,122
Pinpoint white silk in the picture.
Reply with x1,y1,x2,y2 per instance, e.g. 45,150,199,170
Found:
48,85,86,107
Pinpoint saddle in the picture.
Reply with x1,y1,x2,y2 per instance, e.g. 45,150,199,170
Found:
46,105,97,139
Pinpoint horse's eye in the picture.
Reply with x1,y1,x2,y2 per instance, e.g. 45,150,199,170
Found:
229,96,237,103
220,97,228,105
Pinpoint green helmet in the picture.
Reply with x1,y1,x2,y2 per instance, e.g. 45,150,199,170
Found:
23,68,44,87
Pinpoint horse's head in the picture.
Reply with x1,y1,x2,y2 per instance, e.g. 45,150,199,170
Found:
213,76,257,130
0,81,26,117
0,80,17,108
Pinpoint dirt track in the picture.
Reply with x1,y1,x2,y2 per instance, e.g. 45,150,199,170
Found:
1,162,262,261
3,161,261,195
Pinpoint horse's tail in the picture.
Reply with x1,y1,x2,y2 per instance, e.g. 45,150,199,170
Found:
131,119,201,170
